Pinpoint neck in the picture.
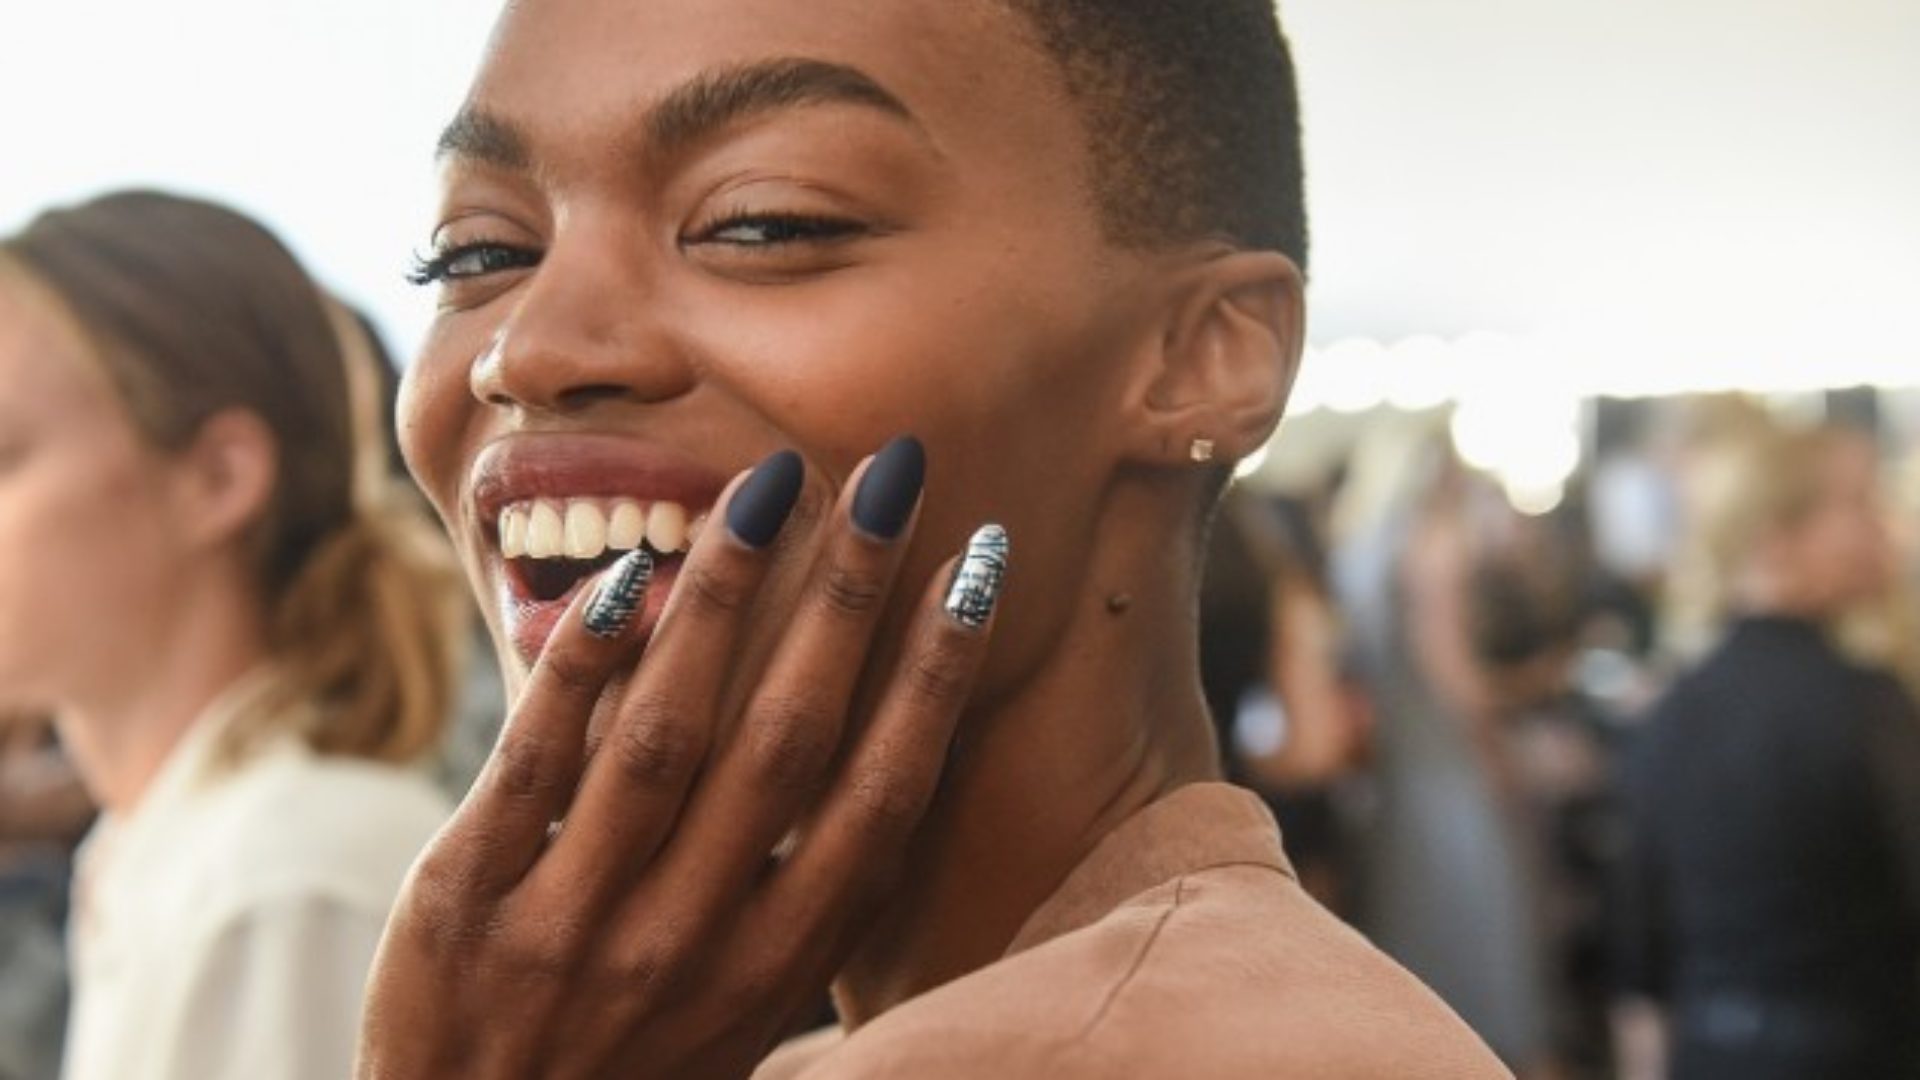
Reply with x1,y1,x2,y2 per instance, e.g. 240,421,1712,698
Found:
56,573,269,815
835,507,1220,1026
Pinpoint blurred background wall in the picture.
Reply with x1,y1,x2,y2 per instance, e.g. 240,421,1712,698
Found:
6,1,1915,399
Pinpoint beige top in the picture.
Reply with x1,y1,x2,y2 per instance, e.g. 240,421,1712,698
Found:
64,672,450,1080
756,783,1510,1079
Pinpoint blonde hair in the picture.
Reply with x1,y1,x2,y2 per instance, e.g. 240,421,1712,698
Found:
2,191,466,765
1669,417,1876,651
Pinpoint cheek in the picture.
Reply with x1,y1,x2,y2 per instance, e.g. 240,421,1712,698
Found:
0,458,175,697
1800,513,1879,594
677,259,1124,510
671,266,1128,687
402,324,511,657
399,326,481,530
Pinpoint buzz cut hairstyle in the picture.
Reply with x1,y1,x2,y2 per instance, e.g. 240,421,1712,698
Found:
997,0,1309,271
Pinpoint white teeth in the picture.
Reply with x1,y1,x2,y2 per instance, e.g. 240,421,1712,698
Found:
646,501,688,554
500,506,528,559
607,500,648,551
503,498,697,560
564,502,608,559
526,501,564,559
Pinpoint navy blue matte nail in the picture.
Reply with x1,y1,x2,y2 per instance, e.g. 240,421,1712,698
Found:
726,450,805,549
851,436,926,540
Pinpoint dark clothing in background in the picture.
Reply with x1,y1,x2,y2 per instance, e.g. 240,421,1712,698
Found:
1618,617,1920,1079
1198,497,1273,767
1197,496,1344,880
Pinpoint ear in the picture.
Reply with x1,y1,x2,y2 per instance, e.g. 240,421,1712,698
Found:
1118,249,1305,469
165,409,280,551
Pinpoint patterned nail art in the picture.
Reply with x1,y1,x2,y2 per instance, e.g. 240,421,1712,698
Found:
945,525,1010,630
584,549,655,639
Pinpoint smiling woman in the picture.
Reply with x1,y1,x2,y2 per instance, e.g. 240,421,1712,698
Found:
356,1,1510,1077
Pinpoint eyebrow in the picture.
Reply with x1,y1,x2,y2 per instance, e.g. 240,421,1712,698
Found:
435,57,921,170
436,109,530,169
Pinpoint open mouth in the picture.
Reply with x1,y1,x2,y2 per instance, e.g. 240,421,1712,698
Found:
513,551,634,603
499,496,709,598
492,496,712,660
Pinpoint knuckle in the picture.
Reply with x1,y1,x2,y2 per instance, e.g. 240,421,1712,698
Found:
848,766,931,840
681,560,752,614
905,645,973,706
719,954,786,1012
494,912,590,981
817,562,885,617
491,729,562,804
403,846,491,950
607,709,700,791
745,696,839,791
541,647,603,700
601,936,683,997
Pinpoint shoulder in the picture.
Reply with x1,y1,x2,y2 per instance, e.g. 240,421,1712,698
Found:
781,865,1508,1080
182,746,451,917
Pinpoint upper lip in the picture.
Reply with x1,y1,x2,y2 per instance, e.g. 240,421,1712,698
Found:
468,434,732,545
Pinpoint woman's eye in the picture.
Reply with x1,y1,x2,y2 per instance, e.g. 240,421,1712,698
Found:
690,214,865,248
408,242,541,287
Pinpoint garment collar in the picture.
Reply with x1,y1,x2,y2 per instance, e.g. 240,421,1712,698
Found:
79,665,286,869
1007,782,1295,956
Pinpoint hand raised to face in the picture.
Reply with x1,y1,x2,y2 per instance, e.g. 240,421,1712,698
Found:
356,439,1008,1080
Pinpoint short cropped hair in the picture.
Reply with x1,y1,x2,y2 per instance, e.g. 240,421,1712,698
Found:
997,0,1310,270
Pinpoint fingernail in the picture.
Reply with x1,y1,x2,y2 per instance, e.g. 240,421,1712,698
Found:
584,549,655,639
726,450,805,549
944,525,1010,630
851,436,927,540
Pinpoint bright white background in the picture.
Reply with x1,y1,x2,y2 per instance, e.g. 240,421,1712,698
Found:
3,1,1916,397
0,1,493,356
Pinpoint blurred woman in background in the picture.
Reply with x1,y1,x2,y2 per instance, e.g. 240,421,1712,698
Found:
1200,487,1370,911
1334,423,1585,1078
0,191,467,1080
1615,423,1920,1080
0,710,89,1079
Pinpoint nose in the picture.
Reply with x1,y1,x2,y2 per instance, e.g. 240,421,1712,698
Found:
470,235,696,415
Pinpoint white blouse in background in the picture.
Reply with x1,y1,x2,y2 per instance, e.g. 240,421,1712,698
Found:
63,674,452,1080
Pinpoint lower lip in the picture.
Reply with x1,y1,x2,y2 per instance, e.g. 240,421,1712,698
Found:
502,557,683,667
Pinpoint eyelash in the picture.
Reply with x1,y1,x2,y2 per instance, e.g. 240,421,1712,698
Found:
407,212,869,288
685,210,867,248
407,241,541,287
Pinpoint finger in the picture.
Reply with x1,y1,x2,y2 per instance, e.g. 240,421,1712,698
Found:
758,524,1008,950
644,436,927,922
437,547,656,894
522,449,808,912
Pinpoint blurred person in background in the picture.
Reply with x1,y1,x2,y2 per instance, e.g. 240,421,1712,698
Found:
338,305,508,804
1658,395,1784,661
1894,444,1920,695
0,712,90,1080
1833,430,1920,703
1335,424,1587,1079
0,191,468,1080
1201,486,1370,911
1613,422,1920,1080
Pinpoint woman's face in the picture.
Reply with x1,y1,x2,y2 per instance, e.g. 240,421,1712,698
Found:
1786,435,1894,613
0,278,190,712
401,0,1161,682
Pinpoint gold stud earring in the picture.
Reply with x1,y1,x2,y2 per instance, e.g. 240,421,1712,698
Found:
1189,438,1217,464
